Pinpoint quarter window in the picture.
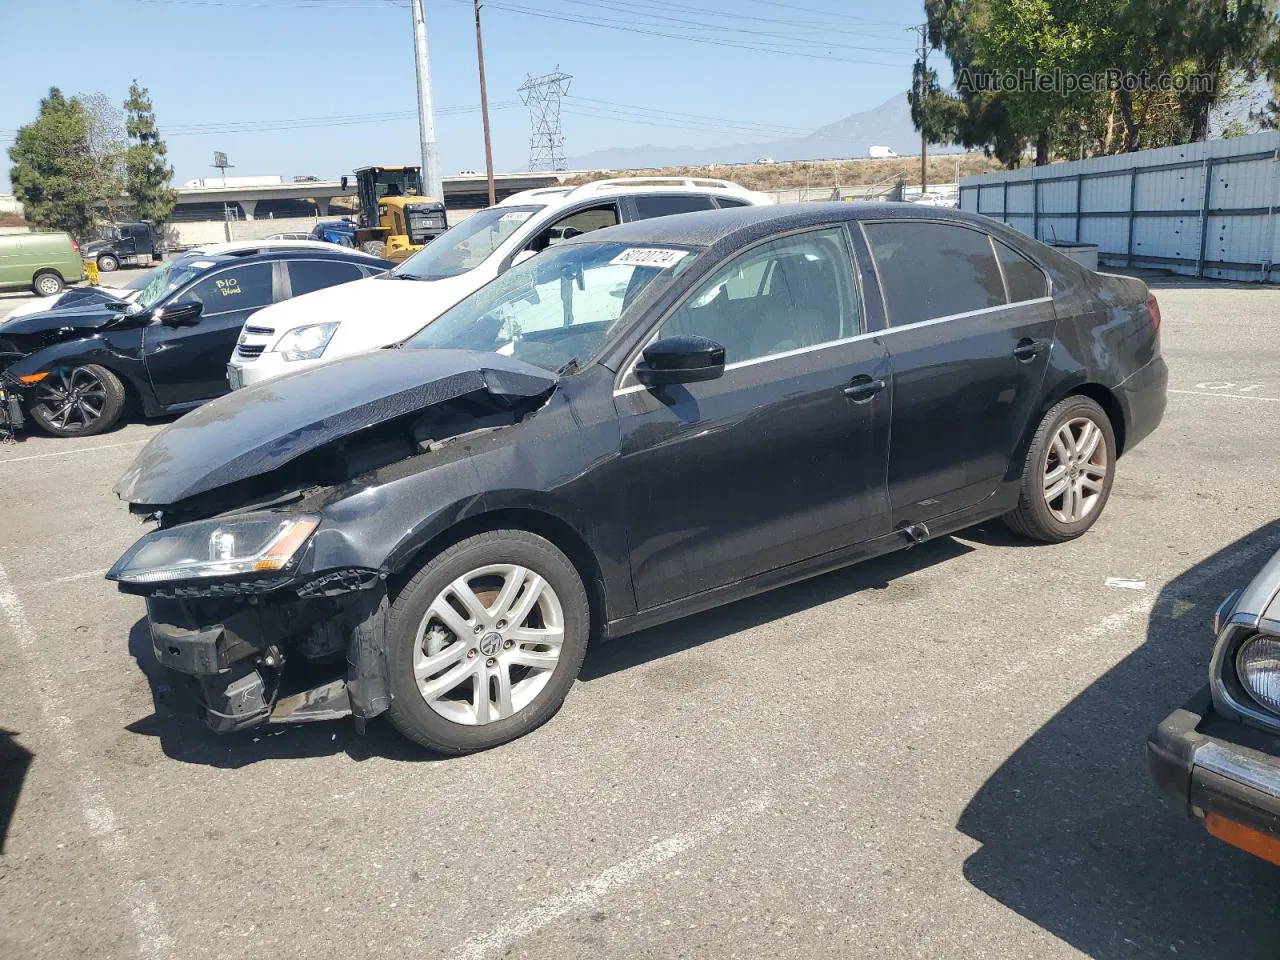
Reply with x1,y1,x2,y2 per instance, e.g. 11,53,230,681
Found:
994,239,1049,302
632,195,717,218
657,227,861,365
183,263,274,313
863,221,1007,326
287,259,365,298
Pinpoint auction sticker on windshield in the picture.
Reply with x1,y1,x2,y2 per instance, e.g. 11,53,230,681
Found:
609,248,690,269
500,211,534,222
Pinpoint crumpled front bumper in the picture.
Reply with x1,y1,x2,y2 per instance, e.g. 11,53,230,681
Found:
1148,686,1280,864
143,585,389,734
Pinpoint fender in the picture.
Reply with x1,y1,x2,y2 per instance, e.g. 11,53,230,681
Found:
6,334,161,415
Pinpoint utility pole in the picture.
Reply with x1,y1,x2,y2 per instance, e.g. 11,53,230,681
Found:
410,0,443,204
909,23,929,197
473,0,496,206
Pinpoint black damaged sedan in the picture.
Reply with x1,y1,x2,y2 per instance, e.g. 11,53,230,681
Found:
107,204,1167,753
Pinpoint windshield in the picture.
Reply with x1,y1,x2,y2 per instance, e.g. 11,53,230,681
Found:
131,257,210,312
98,225,122,241
393,205,544,281
406,240,699,373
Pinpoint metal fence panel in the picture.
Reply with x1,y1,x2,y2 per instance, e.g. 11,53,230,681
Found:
958,131,1280,280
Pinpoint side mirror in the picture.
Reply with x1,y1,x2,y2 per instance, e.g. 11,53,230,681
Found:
511,249,538,267
635,335,725,387
158,299,203,327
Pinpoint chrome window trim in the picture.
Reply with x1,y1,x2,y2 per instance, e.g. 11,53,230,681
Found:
612,296,1052,398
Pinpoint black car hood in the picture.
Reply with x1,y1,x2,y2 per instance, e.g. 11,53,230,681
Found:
114,348,559,507
0,302,125,337
82,239,113,254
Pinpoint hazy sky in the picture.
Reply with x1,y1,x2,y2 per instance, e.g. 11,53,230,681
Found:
0,0,935,189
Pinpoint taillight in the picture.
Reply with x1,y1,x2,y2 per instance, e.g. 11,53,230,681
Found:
71,239,80,253
1145,292,1162,332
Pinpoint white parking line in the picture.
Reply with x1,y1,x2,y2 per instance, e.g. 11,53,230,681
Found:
0,438,147,464
1169,388,1280,403
0,561,173,959
453,792,772,960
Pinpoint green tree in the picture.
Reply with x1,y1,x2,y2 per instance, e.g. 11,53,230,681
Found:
7,87,98,237
915,0,1280,166
123,81,176,227
79,91,128,222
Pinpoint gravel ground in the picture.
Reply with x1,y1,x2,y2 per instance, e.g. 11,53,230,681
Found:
0,276,1278,959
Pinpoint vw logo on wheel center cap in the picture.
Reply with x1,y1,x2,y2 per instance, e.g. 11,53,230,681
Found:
478,632,503,656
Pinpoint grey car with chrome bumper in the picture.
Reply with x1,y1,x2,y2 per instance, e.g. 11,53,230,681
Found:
1148,548,1280,866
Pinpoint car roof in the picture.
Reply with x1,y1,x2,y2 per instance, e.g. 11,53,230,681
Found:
188,239,375,258
561,201,1003,251
180,245,387,270
496,177,771,211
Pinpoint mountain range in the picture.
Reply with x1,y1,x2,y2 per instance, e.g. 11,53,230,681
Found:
566,92,963,169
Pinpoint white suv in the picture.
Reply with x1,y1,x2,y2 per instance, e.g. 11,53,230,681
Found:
226,178,771,388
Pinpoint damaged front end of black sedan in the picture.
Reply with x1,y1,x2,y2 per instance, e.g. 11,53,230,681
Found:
107,348,558,734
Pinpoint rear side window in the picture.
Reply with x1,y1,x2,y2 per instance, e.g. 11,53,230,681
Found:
994,239,1049,302
714,197,751,209
288,259,365,298
863,221,1006,326
184,262,274,313
632,195,717,219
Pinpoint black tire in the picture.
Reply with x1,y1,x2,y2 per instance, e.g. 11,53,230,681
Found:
32,271,63,297
28,364,127,438
97,253,119,272
385,529,590,754
1003,395,1116,543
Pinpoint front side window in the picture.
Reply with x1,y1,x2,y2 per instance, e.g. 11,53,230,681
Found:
632,195,717,219
182,263,274,313
526,204,620,253
863,221,1007,326
657,227,861,365
407,241,697,374
393,205,544,281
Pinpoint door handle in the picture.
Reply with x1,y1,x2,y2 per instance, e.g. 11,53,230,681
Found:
843,376,886,402
1013,338,1048,362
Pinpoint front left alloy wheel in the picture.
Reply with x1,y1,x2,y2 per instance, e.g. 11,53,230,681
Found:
28,364,127,437
385,530,590,754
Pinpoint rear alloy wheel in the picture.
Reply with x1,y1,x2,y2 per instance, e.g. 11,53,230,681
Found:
386,530,589,753
33,272,63,297
28,364,127,437
97,253,119,272
1003,395,1116,543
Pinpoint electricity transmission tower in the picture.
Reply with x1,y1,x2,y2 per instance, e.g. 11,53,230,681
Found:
518,67,572,170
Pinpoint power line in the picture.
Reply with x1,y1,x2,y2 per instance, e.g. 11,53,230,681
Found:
556,0,914,55
449,0,909,66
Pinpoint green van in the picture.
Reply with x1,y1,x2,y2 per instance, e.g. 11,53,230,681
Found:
0,232,86,297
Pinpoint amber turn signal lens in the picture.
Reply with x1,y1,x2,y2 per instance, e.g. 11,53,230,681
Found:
17,372,48,384
1205,813,1280,865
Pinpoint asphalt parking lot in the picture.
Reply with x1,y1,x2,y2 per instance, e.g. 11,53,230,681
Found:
1,275,1278,959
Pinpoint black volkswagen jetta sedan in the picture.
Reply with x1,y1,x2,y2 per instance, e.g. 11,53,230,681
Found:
0,244,390,436
107,204,1167,754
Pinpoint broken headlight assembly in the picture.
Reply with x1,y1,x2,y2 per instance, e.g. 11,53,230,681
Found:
107,513,320,585
273,322,339,361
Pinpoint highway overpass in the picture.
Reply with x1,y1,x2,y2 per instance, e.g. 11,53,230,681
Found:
171,171,576,222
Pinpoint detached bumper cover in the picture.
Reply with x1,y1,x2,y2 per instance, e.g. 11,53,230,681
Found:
1148,686,1280,848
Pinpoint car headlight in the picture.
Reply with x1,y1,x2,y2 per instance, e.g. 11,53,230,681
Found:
107,513,320,585
273,323,338,361
1236,634,1280,715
